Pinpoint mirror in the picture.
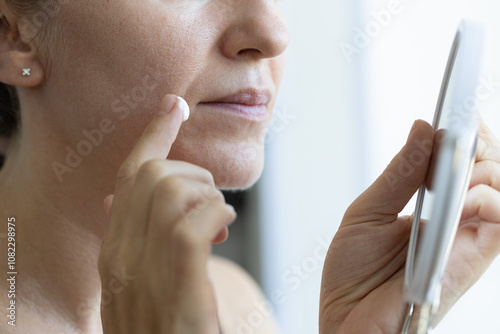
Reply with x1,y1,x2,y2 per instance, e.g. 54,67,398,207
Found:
402,19,485,332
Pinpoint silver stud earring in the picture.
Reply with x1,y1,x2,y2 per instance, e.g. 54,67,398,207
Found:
22,68,31,76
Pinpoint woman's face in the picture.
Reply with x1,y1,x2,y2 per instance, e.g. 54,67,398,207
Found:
36,0,288,188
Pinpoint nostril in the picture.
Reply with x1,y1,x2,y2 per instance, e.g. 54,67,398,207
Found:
237,48,261,57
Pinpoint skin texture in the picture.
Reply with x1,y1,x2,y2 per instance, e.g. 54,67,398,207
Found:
2,0,288,189
0,1,500,333
0,0,287,333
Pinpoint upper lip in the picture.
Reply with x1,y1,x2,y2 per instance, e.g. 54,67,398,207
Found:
200,89,272,106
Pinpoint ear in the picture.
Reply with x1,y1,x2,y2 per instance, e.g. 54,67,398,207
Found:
0,5,45,87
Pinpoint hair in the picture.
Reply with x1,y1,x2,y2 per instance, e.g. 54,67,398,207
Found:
0,0,42,167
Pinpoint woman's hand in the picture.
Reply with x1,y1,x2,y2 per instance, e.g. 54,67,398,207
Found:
98,95,235,334
319,119,500,333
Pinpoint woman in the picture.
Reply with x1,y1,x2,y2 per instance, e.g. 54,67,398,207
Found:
0,0,499,333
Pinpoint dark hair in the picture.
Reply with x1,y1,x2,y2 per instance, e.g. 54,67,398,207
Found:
0,0,41,167
0,84,19,138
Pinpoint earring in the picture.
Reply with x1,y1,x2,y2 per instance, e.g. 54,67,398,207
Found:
22,68,31,76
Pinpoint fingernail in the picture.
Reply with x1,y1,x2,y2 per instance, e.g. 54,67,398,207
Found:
159,94,177,115
176,96,190,122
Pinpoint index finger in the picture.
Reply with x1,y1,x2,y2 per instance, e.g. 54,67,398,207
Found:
115,94,190,194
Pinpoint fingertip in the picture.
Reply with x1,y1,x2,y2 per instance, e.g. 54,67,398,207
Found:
414,119,433,136
415,119,431,127
159,94,189,121
158,94,188,125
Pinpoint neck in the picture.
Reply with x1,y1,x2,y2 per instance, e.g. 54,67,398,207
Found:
0,130,116,333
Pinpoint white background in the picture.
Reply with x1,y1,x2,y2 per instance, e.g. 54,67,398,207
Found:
256,0,500,333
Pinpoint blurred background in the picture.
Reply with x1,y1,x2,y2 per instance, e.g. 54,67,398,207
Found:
215,0,500,333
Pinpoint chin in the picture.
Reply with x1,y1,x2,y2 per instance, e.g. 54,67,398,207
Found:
213,146,265,190
170,139,265,190
214,155,264,190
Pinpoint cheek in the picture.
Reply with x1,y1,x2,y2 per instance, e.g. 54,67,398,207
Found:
55,2,212,100
169,136,266,189
271,54,287,89
46,2,272,188
47,2,214,141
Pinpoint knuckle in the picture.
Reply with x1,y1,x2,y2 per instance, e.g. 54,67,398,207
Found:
480,161,500,186
212,199,230,213
136,160,164,181
210,200,236,224
197,167,216,185
156,177,206,214
174,161,216,185
467,184,491,201
154,177,184,196
201,184,224,202
473,183,490,193
157,176,220,203
476,159,496,171
150,176,227,223
171,224,202,250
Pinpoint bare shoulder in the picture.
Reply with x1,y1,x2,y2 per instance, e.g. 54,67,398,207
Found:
208,255,263,297
208,255,281,334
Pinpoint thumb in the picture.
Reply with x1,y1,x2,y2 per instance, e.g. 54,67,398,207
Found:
345,120,434,223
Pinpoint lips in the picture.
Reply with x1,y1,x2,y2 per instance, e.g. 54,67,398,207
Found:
198,89,272,121
205,90,271,105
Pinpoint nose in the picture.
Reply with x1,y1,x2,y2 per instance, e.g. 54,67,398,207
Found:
219,0,290,61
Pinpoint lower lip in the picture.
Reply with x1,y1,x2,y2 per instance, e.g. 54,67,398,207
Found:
198,102,269,121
